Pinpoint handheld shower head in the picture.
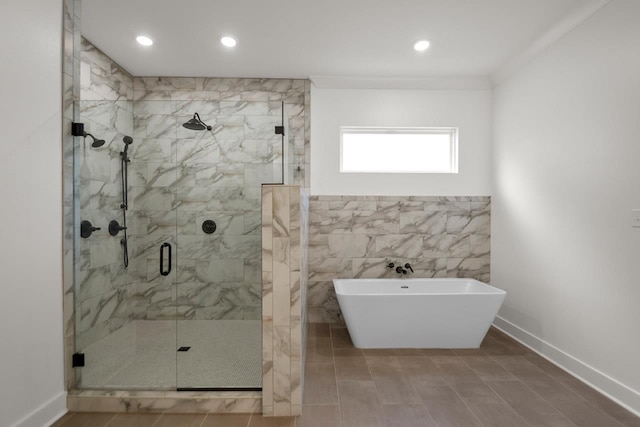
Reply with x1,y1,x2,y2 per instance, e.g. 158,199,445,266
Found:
121,135,133,159
183,112,212,131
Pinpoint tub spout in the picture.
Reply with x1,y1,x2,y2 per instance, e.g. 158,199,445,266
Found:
396,266,408,275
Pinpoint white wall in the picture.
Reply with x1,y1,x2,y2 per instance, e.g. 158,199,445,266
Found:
310,86,492,196
492,0,640,413
0,1,66,426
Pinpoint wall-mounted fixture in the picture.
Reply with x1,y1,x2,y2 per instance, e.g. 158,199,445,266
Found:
182,113,212,131
80,220,100,238
71,122,105,148
108,220,126,236
202,220,217,234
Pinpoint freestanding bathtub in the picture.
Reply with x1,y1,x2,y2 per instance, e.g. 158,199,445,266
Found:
333,278,506,349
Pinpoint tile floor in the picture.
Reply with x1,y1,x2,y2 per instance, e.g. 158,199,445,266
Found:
80,320,261,389
53,324,640,427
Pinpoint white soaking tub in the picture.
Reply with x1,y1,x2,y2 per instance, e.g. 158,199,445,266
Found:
333,278,506,349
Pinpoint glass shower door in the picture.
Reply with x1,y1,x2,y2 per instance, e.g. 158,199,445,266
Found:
174,102,286,389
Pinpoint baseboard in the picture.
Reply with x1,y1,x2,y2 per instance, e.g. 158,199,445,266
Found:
10,391,67,427
493,316,640,417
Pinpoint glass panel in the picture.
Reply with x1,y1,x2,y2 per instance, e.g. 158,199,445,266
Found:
174,102,280,389
74,36,177,390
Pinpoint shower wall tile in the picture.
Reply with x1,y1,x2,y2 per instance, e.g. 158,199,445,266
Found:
262,186,308,417
308,196,491,323
129,75,307,326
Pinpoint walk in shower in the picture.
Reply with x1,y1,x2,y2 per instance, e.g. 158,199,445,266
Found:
71,32,306,391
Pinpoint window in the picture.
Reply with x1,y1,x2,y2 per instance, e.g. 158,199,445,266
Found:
340,127,458,173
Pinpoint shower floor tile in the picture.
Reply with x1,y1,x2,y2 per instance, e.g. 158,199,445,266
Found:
79,319,261,389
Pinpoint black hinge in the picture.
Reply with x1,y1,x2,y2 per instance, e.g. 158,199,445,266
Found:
72,353,85,367
274,126,285,136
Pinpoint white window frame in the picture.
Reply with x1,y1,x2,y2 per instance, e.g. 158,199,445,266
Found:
339,126,459,174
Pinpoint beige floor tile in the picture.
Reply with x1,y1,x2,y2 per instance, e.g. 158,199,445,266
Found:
296,405,342,427
383,404,433,427
53,413,116,427
201,413,250,427
553,400,625,427
305,338,333,363
337,381,387,427
306,323,331,338
105,413,161,427
330,328,353,349
155,413,206,427
334,357,372,382
247,415,295,427
303,363,339,404
466,402,529,427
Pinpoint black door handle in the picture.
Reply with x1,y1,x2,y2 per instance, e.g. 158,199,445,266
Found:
160,242,172,276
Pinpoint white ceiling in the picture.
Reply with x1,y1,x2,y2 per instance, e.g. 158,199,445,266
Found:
81,0,594,81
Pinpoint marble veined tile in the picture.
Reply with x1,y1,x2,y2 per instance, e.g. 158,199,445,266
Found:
176,235,222,260
193,259,245,283
220,235,261,259
328,235,375,258
174,99,220,116
352,210,399,235
133,100,173,115
244,116,283,140
470,234,491,257
220,101,269,116
190,163,245,187
399,210,447,234
135,77,197,92
309,211,352,234
375,234,423,258
447,210,491,236
130,138,175,162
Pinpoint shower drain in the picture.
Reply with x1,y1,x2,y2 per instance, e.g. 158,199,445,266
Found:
177,346,191,352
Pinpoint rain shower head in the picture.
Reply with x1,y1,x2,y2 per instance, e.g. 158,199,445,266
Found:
183,112,212,131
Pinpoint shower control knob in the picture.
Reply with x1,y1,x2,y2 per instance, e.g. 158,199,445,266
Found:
80,220,101,238
108,220,127,236
202,220,217,234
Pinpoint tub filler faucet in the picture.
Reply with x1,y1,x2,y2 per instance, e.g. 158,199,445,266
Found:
395,263,413,276
396,266,408,275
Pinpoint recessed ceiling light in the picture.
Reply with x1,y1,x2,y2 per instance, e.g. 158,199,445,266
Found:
220,36,237,48
136,35,153,46
413,40,430,52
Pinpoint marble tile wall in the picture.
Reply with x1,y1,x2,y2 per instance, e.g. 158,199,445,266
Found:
129,77,308,321
75,38,135,351
261,186,309,417
307,196,491,323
